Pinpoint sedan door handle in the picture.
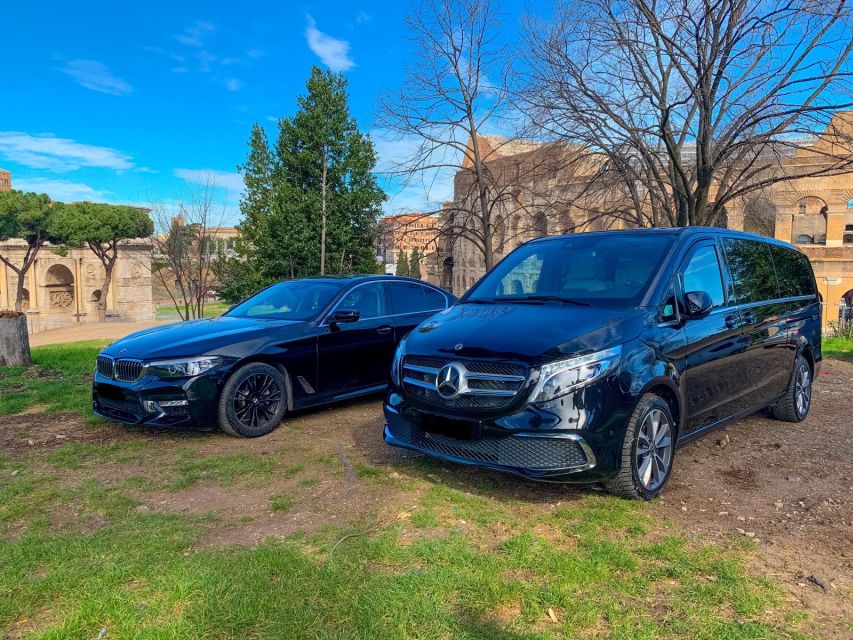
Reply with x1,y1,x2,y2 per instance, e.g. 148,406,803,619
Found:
376,326,392,335
742,311,758,325
725,314,739,329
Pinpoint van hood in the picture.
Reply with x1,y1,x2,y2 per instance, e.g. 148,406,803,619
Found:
406,302,643,366
100,316,307,360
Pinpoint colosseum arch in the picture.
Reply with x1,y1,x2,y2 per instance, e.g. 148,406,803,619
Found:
791,195,828,244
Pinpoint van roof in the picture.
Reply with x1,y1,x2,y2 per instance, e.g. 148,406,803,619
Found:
527,226,798,250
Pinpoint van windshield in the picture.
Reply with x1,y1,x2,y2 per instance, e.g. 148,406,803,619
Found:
465,233,674,306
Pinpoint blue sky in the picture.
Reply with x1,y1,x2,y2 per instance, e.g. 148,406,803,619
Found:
1,1,505,225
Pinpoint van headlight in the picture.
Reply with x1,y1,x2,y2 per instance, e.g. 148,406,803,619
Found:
391,337,408,386
147,356,221,378
529,346,622,404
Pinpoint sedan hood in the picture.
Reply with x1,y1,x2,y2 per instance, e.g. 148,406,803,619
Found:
407,302,643,366
101,316,307,360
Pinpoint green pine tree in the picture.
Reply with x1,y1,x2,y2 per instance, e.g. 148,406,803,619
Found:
217,67,386,303
409,247,421,279
395,249,409,277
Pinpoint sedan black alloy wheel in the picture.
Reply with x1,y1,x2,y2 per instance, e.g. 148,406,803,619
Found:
634,408,673,492
233,373,282,430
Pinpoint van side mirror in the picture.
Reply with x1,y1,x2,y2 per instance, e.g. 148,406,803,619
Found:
330,309,360,324
684,291,713,318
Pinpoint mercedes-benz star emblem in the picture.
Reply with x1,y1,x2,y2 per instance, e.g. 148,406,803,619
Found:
436,362,465,399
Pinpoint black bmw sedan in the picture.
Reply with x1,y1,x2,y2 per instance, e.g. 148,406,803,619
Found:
93,276,455,436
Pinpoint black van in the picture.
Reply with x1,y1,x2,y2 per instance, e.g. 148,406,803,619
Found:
384,228,821,499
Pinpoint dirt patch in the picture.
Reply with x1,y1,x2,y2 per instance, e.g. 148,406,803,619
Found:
653,358,853,639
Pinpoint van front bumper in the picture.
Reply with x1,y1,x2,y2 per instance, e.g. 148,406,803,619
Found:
383,391,630,482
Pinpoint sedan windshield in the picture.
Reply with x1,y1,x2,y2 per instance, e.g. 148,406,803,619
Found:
225,281,343,321
466,233,675,306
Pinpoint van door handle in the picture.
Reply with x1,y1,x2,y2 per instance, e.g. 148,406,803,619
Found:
376,326,392,335
725,314,739,329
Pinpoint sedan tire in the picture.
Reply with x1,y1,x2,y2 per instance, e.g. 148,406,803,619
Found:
218,362,287,437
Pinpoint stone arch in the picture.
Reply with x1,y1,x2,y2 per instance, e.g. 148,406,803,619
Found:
44,264,75,312
21,288,30,311
838,289,853,323
90,289,102,303
792,196,828,244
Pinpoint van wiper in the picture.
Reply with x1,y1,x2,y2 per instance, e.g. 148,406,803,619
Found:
506,295,591,307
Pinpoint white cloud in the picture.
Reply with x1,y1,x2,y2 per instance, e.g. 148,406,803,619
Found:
58,60,132,96
176,21,215,47
356,11,371,24
13,177,107,202
174,168,244,193
0,132,134,173
224,78,242,91
305,16,355,72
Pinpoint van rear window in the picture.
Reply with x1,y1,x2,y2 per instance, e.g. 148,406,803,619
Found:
722,238,778,303
769,245,816,297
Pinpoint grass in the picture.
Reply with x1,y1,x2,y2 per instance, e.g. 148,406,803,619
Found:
0,340,823,638
824,337,853,363
155,301,229,321
0,340,108,417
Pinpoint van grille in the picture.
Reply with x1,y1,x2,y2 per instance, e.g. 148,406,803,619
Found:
402,355,528,410
387,420,588,470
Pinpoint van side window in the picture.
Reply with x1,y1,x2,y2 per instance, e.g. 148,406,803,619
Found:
681,245,725,308
722,238,778,304
769,245,814,297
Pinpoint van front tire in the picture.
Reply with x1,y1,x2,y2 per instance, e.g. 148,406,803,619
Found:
606,394,676,500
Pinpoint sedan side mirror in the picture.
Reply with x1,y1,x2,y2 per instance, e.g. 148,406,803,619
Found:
684,291,713,318
330,309,360,324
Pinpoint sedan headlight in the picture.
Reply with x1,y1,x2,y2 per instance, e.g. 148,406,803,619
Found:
528,346,622,405
147,356,221,378
391,337,408,386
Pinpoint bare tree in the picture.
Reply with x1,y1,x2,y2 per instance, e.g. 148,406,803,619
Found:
150,178,229,321
380,0,538,271
524,0,853,227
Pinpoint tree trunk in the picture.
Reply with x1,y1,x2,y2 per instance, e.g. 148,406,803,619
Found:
0,314,32,367
98,262,114,322
14,271,25,312
320,149,328,276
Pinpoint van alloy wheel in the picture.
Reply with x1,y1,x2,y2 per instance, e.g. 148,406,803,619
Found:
634,408,673,492
794,362,811,417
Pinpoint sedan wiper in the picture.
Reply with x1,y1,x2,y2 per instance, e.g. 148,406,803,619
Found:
461,298,497,304
503,295,591,307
